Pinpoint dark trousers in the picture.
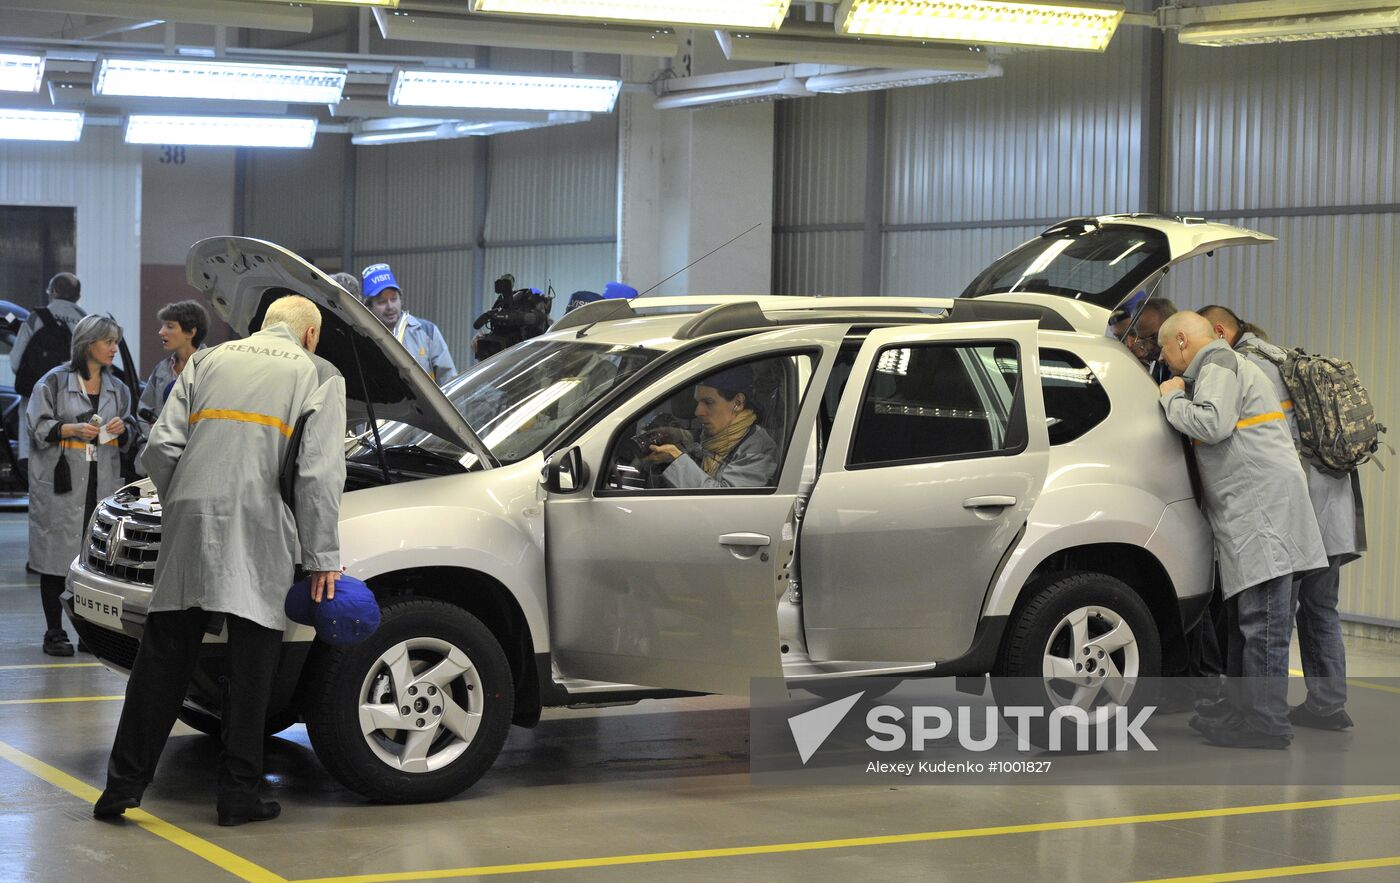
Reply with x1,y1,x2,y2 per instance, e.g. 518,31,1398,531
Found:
39,573,66,632
104,608,282,805
1224,574,1295,737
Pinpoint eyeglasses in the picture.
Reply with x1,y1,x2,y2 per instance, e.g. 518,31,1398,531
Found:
1127,334,1160,354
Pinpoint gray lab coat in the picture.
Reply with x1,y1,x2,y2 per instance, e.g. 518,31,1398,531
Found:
1234,332,1364,562
136,346,207,438
25,365,132,575
10,299,87,461
663,424,779,489
143,323,347,630
1159,338,1326,598
392,312,456,385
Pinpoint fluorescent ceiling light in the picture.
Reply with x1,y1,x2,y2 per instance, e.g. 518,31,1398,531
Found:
471,0,791,30
654,77,810,110
125,114,317,148
1177,8,1400,46
96,58,346,104
0,52,44,94
391,69,621,112
836,0,1125,52
2,0,313,33
0,108,84,142
805,64,1003,93
716,29,989,70
249,0,398,5
374,8,680,56
351,115,591,145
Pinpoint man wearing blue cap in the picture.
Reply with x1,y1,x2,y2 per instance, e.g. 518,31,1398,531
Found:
361,262,456,384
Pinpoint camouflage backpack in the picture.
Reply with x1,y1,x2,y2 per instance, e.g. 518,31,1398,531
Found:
1243,343,1388,476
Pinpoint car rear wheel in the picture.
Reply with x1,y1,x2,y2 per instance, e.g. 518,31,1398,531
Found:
994,571,1160,749
303,598,514,803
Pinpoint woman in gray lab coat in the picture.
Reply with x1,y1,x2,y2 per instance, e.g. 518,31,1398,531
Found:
644,363,779,489
26,315,131,656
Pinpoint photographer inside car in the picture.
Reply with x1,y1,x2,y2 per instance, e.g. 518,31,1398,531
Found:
642,364,778,490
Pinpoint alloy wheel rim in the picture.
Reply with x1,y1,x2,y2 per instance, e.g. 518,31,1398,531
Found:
1040,606,1140,710
357,636,484,773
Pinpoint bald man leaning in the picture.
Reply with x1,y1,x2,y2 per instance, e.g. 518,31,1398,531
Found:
1155,311,1326,749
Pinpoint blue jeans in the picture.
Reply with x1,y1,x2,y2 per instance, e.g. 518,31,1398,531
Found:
1294,556,1348,715
1225,574,1295,738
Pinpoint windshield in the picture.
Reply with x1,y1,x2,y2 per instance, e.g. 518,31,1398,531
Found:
356,338,663,466
961,226,1170,310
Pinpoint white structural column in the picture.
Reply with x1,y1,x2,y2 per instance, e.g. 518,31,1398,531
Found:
617,43,775,297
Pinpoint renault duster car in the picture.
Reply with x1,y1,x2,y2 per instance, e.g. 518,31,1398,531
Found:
67,215,1272,802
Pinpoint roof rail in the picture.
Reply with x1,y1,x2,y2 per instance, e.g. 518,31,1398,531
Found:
949,298,1074,331
550,298,637,333
675,301,776,340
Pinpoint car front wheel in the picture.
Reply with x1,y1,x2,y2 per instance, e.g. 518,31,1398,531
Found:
304,598,514,803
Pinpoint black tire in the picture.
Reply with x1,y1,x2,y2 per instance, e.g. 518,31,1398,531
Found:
303,599,514,804
177,705,298,738
993,571,1161,750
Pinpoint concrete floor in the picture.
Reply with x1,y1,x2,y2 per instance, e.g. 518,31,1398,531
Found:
2,510,1399,883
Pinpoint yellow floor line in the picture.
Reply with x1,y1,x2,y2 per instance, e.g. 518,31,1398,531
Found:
0,695,124,705
1288,668,1400,696
0,662,105,670
0,739,287,883
1132,853,1400,882
291,792,1400,883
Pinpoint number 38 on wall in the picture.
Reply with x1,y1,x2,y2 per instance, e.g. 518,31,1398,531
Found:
159,145,186,165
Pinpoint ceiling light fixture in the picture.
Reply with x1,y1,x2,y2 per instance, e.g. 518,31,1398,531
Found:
653,76,810,111
390,69,622,112
716,28,990,71
835,0,1125,52
249,0,398,5
125,114,317,148
0,108,84,142
470,0,791,30
0,52,45,94
1177,8,1400,46
805,64,1003,93
350,114,592,145
374,8,680,57
3,0,313,34
96,58,347,104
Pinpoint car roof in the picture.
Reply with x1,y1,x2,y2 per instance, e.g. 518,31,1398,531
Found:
543,294,1090,350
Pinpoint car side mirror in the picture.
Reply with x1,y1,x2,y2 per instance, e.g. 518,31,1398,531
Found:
544,447,589,494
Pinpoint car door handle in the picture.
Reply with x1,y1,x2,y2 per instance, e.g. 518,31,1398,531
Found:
718,532,771,547
962,495,1017,511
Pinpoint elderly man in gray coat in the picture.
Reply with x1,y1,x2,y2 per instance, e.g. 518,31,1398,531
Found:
1156,311,1326,749
95,295,346,826
1201,305,1365,731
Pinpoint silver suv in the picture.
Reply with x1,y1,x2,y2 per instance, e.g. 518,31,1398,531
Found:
67,216,1271,802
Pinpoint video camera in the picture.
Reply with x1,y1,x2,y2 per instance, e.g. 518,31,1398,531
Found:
473,274,554,359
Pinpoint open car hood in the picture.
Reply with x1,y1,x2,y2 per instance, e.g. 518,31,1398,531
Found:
961,214,1276,313
186,237,492,466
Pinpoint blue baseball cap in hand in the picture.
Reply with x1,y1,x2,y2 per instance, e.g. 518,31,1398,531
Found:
285,574,381,645
361,263,399,300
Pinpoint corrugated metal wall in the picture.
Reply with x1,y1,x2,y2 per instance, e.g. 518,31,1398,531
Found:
1162,34,1400,628
884,30,1146,228
0,128,144,364
244,136,346,256
485,117,618,314
773,94,867,295
882,225,1042,298
355,138,478,253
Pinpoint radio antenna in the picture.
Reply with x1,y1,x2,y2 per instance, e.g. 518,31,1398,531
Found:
635,222,763,298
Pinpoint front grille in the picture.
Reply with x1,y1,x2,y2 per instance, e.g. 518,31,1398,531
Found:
86,503,161,586
70,617,140,671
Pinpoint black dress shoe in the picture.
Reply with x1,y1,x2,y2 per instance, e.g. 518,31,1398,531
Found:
1193,696,1234,720
217,799,281,827
93,790,141,818
1289,705,1354,731
42,629,75,657
1202,721,1291,750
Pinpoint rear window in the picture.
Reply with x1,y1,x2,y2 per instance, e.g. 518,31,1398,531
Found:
1031,349,1110,445
961,225,1169,310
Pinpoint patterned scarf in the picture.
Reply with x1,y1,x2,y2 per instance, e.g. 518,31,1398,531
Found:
699,409,757,477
